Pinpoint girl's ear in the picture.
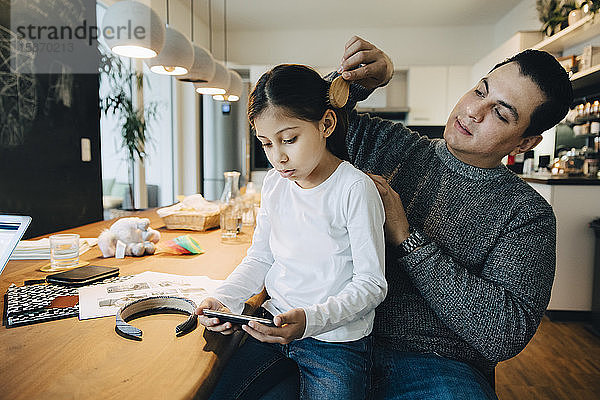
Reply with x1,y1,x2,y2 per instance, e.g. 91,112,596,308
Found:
320,109,337,138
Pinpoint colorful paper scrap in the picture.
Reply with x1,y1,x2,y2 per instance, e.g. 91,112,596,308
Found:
158,235,205,255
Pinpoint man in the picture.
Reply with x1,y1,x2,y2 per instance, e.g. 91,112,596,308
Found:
335,36,573,399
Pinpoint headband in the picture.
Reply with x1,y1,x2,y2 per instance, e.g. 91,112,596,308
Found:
115,296,198,340
328,76,350,109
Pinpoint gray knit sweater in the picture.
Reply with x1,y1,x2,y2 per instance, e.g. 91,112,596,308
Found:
344,83,556,378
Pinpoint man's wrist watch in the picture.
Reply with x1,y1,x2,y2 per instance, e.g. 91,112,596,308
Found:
395,228,429,258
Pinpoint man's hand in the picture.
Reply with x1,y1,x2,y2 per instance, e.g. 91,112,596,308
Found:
242,308,306,345
195,297,238,335
339,36,394,90
368,173,410,246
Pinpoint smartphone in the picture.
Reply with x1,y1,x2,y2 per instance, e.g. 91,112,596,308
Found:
202,309,276,327
46,265,119,286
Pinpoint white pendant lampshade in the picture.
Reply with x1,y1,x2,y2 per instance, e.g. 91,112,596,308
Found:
213,70,242,101
226,70,243,101
146,25,194,75
177,44,216,83
195,61,230,95
102,0,165,58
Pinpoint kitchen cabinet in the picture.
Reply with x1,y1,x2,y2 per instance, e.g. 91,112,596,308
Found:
527,179,600,312
445,66,472,119
406,65,471,126
356,70,408,112
407,66,447,125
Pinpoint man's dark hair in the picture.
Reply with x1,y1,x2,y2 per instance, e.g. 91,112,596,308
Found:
490,49,573,137
248,64,349,161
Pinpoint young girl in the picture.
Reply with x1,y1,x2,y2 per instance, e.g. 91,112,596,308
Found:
197,64,387,400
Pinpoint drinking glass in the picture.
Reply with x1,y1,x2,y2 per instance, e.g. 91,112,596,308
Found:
49,234,80,269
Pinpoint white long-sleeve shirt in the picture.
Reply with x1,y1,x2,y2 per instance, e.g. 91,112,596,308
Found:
213,161,387,342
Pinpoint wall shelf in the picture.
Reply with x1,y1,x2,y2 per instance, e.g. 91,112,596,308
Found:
572,64,600,91
533,14,600,53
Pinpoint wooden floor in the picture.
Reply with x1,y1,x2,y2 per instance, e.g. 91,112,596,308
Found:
496,317,600,400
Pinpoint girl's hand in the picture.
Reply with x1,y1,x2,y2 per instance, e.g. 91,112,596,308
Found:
195,297,238,335
339,36,394,90
367,173,411,246
242,308,306,344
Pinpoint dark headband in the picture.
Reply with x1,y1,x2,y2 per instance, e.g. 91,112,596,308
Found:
115,296,198,340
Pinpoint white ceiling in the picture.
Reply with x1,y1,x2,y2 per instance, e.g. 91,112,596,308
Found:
200,0,525,31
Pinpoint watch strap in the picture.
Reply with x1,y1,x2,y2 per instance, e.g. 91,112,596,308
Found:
396,228,428,258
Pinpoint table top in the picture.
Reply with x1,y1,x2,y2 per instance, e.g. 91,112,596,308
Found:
520,173,600,185
0,210,258,400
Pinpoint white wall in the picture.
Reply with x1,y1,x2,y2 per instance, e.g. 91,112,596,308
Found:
228,26,495,69
493,0,540,48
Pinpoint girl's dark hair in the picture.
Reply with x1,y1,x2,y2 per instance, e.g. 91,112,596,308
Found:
248,64,349,161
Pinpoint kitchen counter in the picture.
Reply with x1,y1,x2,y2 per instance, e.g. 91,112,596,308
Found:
523,180,600,313
520,174,600,185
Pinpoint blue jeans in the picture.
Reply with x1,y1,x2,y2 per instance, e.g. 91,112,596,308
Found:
371,346,498,400
208,334,372,400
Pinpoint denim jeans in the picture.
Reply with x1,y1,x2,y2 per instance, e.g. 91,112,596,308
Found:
208,334,373,400
371,346,498,400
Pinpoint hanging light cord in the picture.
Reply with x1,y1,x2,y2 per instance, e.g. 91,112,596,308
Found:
166,0,170,25
190,0,194,42
224,0,227,65
208,0,212,53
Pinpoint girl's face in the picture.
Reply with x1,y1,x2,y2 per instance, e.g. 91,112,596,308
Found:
254,107,337,189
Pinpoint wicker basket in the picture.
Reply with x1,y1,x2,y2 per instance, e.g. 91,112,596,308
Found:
160,211,220,231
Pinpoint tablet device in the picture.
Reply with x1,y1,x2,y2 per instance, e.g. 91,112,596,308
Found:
0,215,32,275
46,265,119,286
202,309,276,327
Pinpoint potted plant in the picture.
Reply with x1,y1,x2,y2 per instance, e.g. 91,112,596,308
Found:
98,46,159,210
537,0,577,36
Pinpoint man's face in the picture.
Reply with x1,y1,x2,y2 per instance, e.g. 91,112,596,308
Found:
443,62,545,168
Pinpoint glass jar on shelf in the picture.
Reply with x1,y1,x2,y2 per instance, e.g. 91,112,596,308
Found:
219,171,243,241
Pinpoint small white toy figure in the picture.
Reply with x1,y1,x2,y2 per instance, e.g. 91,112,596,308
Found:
98,217,161,258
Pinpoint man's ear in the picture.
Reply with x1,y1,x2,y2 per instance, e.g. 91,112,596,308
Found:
320,109,337,138
509,135,543,156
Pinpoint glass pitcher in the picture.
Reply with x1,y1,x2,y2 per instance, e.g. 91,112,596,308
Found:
220,171,243,240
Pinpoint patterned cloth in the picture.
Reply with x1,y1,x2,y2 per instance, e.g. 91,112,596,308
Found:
342,80,556,378
5,275,134,327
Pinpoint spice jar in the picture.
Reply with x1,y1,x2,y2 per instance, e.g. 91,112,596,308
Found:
592,100,600,117
583,153,599,177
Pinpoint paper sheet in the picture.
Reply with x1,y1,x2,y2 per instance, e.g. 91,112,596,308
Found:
10,238,99,260
77,271,222,320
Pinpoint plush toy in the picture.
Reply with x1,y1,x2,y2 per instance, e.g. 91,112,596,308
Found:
98,217,161,258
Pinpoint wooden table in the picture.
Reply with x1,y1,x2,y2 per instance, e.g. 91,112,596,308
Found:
0,210,259,399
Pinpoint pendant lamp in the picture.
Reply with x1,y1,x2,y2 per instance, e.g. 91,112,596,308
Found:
213,70,242,101
102,0,165,58
177,0,216,82
146,0,194,75
195,61,230,95
178,44,216,82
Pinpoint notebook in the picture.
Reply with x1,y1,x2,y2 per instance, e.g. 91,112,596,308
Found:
0,215,32,275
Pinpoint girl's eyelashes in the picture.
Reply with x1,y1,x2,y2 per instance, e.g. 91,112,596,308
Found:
257,137,296,147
